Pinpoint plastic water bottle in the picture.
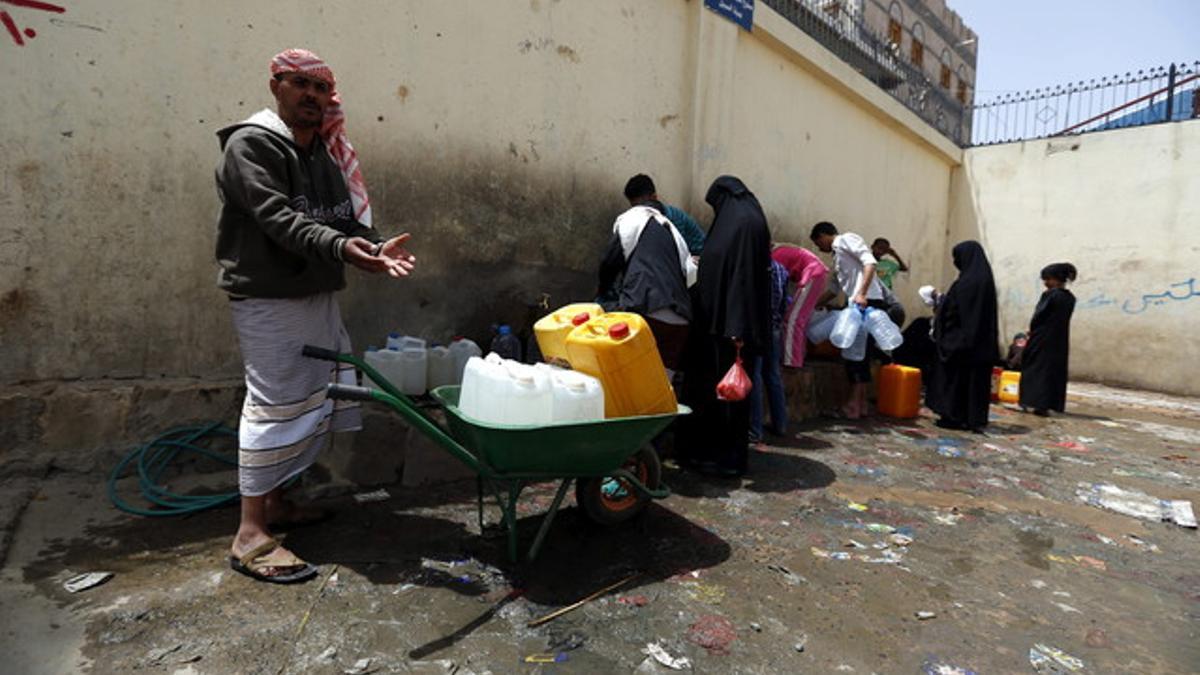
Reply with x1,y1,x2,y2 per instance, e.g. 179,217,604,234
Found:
830,307,864,349
841,320,870,362
864,308,903,352
805,309,838,343
490,324,522,361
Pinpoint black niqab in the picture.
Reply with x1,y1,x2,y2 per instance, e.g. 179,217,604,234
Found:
935,241,999,364
694,175,772,350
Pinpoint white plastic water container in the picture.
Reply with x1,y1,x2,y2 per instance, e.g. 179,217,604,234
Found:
460,354,516,423
427,346,456,390
449,338,482,384
385,332,404,350
864,308,903,351
536,364,604,422
841,319,870,362
397,345,428,396
806,309,837,343
363,347,386,391
830,307,864,349
500,361,553,425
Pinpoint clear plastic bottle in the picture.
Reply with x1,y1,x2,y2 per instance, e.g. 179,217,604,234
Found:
864,308,903,352
830,307,864,349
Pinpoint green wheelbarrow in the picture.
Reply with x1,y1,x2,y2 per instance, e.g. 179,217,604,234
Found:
302,345,688,562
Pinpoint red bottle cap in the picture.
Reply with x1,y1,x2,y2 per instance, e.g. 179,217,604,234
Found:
608,322,630,340
571,312,590,326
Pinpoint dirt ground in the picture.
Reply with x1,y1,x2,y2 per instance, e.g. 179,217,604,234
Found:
2,383,1198,674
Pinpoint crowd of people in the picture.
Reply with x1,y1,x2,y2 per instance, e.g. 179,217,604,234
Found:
213,48,1077,580
597,173,1079,477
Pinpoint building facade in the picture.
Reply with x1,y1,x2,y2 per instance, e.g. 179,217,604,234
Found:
860,0,978,107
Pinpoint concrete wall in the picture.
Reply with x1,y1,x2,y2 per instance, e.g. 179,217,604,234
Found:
0,0,961,462
949,121,1200,396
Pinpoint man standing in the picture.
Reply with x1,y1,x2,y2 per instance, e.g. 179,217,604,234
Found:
216,49,415,583
810,222,886,419
622,174,706,255
597,174,693,372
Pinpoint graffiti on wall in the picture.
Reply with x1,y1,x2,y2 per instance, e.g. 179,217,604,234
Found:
1,0,65,47
1005,277,1199,316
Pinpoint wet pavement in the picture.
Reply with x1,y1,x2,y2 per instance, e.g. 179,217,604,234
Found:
2,383,1199,674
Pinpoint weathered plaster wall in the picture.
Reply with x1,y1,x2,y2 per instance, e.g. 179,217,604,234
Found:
949,122,1200,396
1,0,964,463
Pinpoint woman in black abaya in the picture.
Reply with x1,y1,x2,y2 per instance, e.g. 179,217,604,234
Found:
679,176,771,477
1019,263,1077,416
929,241,999,432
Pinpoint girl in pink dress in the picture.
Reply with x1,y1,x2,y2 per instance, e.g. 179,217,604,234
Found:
771,245,829,368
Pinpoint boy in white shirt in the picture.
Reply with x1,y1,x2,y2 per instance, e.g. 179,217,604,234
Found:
810,222,888,418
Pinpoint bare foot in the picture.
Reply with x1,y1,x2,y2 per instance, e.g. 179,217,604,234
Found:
231,534,304,577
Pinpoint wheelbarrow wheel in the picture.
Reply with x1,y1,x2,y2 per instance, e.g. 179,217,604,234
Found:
575,445,661,526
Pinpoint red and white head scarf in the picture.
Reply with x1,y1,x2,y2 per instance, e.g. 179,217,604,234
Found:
270,48,372,227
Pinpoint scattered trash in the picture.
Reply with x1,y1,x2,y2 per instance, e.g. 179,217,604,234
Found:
1054,441,1090,453
922,659,978,675
889,533,913,547
750,622,762,633
811,547,851,561
1095,420,1124,428
145,644,183,666
64,572,113,593
1031,579,1048,589
1046,553,1107,571
766,563,807,585
682,581,726,604
936,445,964,458
915,611,936,620
848,502,870,512
1052,602,1081,614
550,631,587,652
878,449,907,458
317,647,337,662
643,642,691,670
1162,454,1191,462
1077,436,1097,444
933,513,963,526
1085,628,1112,648
618,595,649,607
344,657,375,675
687,614,737,654
1126,534,1160,552
865,523,896,534
845,539,868,549
523,653,568,664
1076,482,1198,528
793,634,808,652
1029,643,1085,672
353,488,390,503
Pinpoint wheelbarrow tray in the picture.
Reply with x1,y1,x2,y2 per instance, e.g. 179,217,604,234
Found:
430,386,687,476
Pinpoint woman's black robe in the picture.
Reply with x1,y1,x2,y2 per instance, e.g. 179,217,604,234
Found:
929,241,999,430
1019,288,1075,412
678,176,771,475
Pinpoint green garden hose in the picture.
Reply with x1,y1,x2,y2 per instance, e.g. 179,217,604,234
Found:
107,422,241,516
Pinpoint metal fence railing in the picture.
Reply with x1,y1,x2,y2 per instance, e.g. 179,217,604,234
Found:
970,62,1200,146
761,0,971,145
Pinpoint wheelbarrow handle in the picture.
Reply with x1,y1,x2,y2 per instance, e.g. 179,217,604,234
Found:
302,344,341,361
327,383,376,402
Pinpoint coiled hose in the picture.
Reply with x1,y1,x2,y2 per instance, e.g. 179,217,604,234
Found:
107,422,240,516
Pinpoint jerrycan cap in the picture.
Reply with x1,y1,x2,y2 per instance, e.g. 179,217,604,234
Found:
608,322,630,340
571,312,591,326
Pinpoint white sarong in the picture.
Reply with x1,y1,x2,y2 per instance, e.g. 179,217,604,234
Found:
231,293,360,496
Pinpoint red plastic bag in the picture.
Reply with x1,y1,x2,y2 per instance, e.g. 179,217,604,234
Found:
716,340,752,402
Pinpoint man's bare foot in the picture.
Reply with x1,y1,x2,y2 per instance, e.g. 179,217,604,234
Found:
230,533,305,577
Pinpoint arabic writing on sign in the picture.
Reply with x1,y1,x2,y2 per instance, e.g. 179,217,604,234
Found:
704,0,754,31
1120,278,1199,315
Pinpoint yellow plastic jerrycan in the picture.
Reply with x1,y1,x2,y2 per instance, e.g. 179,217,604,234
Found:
565,312,676,418
999,370,1021,404
534,303,604,366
